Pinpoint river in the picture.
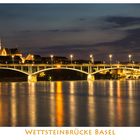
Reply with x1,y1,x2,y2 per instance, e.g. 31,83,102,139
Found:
0,80,140,126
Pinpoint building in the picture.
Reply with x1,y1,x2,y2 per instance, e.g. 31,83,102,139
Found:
0,39,23,63
0,40,10,56
0,39,22,57
25,54,42,63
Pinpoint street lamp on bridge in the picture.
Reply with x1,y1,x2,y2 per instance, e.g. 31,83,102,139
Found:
70,54,73,64
32,55,34,64
89,54,94,64
50,54,54,64
109,54,112,64
128,54,132,63
12,55,14,64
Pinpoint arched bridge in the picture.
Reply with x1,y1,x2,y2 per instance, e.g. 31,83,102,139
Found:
0,63,140,81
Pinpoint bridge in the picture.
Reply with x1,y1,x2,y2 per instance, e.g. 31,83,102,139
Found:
0,63,140,82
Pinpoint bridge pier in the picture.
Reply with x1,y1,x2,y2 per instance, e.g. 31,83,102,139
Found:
87,74,95,81
28,75,37,82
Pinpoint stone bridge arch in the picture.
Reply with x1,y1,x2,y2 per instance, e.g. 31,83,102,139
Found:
32,67,88,76
91,67,140,75
0,67,29,76
29,67,89,82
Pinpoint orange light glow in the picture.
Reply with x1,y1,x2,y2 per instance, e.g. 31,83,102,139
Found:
117,80,121,97
56,64,61,68
56,81,64,126
28,83,37,126
11,83,17,126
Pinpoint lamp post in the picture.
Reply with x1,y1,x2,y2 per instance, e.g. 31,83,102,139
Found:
32,55,34,64
70,54,73,64
89,54,94,64
128,54,132,63
12,55,14,64
50,54,54,64
109,54,112,64
132,61,135,64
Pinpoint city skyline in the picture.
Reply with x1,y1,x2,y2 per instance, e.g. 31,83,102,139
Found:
0,4,140,61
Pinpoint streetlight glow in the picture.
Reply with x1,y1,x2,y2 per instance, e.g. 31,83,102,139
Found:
50,54,53,58
50,54,54,64
32,55,34,64
12,55,14,64
89,54,94,64
90,54,93,58
70,54,73,64
128,54,132,63
109,54,112,64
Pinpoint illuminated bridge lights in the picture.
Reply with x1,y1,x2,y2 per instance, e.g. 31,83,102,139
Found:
1,63,140,81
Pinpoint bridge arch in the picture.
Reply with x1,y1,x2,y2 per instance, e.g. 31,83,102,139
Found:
91,67,140,75
0,67,29,76
32,67,89,76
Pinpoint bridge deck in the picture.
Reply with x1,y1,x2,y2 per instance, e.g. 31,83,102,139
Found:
0,63,140,67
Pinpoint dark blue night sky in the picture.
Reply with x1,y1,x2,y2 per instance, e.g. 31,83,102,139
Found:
0,4,140,61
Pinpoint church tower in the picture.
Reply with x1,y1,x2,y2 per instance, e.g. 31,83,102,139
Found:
0,39,8,56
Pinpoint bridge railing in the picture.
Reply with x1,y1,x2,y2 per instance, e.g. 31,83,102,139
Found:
0,63,140,66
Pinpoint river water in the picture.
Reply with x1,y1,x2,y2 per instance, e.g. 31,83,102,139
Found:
0,80,140,126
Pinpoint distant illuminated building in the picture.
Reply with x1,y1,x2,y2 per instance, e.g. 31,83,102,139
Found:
25,54,34,61
25,54,42,64
0,39,10,56
0,39,22,57
0,39,23,63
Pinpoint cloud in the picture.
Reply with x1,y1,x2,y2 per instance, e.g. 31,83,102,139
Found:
103,16,140,30
13,26,126,45
47,29,84,33
2,4,140,61
84,27,140,61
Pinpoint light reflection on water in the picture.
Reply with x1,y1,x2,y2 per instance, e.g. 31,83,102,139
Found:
11,83,17,126
69,81,76,126
28,82,36,126
88,81,95,126
0,80,140,126
50,82,55,126
56,81,64,126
